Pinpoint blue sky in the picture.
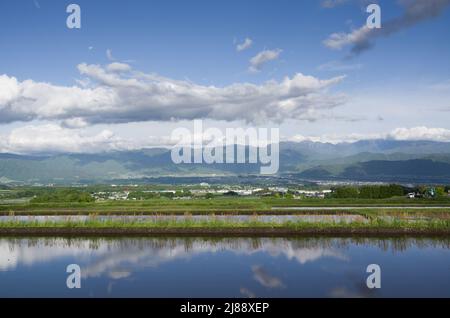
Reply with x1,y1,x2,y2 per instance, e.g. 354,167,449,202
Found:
2,0,449,85
0,0,450,153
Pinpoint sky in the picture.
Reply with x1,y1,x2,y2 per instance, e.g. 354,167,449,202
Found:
0,0,450,154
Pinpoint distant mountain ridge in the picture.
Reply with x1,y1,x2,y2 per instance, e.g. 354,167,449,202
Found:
1,139,450,184
299,159,450,183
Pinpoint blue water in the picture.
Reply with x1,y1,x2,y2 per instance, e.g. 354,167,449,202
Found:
0,237,448,298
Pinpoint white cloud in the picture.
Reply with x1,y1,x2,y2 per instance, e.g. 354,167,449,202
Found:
0,237,348,274
0,63,346,125
0,75,20,105
3,124,448,155
61,117,89,128
236,38,253,52
252,265,284,289
290,132,379,144
106,62,132,73
388,127,450,142
290,126,450,144
0,123,194,154
249,49,282,72
0,124,138,154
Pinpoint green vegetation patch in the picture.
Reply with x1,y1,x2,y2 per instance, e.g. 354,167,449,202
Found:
0,218,448,231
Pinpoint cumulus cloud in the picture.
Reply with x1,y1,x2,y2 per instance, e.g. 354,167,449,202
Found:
290,126,450,144
0,123,215,154
0,237,349,275
2,123,448,155
106,62,132,73
249,49,282,72
323,0,450,55
61,117,89,128
388,126,450,142
0,124,153,154
236,38,253,52
290,133,375,144
0,63,346,125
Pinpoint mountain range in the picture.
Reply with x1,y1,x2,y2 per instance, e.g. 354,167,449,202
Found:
1,140,450,184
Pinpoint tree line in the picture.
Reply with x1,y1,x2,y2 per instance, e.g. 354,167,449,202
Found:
332,185,404,199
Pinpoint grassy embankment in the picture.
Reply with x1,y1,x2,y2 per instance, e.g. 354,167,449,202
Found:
0,212,448,236
0,217,448,229
0,196,449,234
1,196,450,216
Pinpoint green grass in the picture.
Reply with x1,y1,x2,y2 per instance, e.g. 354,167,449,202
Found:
0,217,448,230
1,196,449,214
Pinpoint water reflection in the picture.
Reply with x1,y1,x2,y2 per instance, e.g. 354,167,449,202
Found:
0,237,352,272
0,237,449,297
252,265,285,289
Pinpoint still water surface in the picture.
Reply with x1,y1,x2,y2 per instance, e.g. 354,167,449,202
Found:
0,236,449,297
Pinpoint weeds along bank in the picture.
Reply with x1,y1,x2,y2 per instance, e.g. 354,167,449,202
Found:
0,217,448,236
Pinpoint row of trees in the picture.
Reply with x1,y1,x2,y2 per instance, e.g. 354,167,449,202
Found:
128,190,192,200
333,184,449,199
412,186,447,198
31,189,95,203
333,184,404,199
